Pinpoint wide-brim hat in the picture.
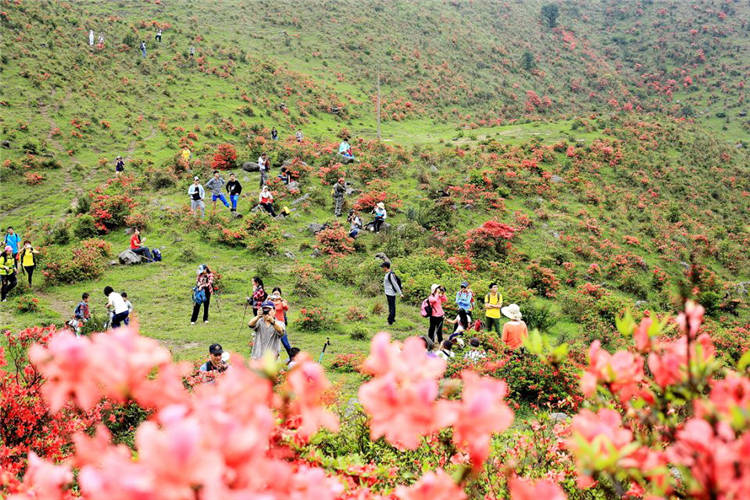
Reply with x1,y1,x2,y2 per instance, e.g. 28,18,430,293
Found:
501,304,522,321
376,202,385,209
430,283,440,294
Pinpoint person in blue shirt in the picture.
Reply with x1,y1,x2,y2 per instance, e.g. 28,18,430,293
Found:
4,227,21,266
455,281,474,313
338,139,353,159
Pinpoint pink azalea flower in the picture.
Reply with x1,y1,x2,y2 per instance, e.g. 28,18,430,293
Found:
676,300,704,338
7,453,72,500
285,353,339,439
358,333,455,449
648,334,715,389
395,470,466,500
633,316,653,352
580,340,644,404
508,476,567,500
452,370,514,467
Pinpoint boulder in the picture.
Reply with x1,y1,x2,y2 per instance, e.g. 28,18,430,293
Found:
292,192,311,205
307,223,325,234
374,252,390,264
283,232,295,239
287,180,300,191
241,161,260,172
635,300,648,309
548,412,569,423
429,165,438,173
282,159,308,169
118,249,143,265
284,251,296,259
550,175,564,183
311,248,321,258
1,140,10,149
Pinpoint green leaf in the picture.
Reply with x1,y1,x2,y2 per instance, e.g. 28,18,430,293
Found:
738,350,750,372
615,310,635,336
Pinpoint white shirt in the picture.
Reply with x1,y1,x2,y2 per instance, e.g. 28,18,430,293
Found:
258,156,267,171
107,292,129,314
124,300,133,313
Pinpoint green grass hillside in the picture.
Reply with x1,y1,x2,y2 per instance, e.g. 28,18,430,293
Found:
1,0,748,396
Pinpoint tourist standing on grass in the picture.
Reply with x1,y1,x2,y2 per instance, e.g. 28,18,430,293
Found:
372,202,387,232
455,281,474,313
155,29,162,43
484,282,503,335
18,240,39,287
249,301,285,360
104,286,129,328
333,178,346,216
188,177,206,217
181,147,191,164
258,153,270,187
4,227,21,265
1,246,17,302
251,277,266,316
89,30,94,46
271,127,278,140
296,130,303,143
501,304,528,350
206,170,231,215
427,284,447,344
258,186,276,216
129,228,153,262
140,41,147,58
269,287,294,361
115,155,125,175
191,265,214,325
226,173,243,213
189,45,195,57
382,261,403,326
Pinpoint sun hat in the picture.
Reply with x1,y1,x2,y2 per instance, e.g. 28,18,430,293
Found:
501,304,522,321
209,343,223,355
430,283,440,294
376,202,385,209
194,176,199,180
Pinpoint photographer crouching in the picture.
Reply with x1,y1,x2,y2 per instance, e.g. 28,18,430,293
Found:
248,300,285,360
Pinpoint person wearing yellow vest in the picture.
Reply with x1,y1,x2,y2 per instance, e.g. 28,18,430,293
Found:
484,282,503,335
18,240,40,287
1,245,18,302
181,147,191,165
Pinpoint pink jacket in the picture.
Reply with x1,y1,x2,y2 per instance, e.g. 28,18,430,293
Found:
428,293,447,317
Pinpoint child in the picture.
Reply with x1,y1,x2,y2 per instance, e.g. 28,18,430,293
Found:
287,347,301,368
69,293,91,335
437,339,455,361
463,337,486,363
121,292,133,325
446,309,471,347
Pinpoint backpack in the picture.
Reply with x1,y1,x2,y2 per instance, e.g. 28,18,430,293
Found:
74,302,85,319
152,248,162,262
193,287,206,305
420,298,432,318
388,271,402,290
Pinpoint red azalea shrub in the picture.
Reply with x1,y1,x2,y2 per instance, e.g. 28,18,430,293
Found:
80,238,112,258
526,262,561,298
297,307,328,331
315,223,354,256
89,194,136,233
16,295,39,313
23,172,44,185
464,220,517,261
330,353,365,373
211,143,237,170
42,246,107,286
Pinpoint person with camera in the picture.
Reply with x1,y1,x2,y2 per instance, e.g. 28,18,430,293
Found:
248,300,286,360
190,265,214,325
427,284,447,344
199,343,229,373
188,177,206,217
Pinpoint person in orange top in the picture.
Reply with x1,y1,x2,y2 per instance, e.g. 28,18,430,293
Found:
501,303,528,350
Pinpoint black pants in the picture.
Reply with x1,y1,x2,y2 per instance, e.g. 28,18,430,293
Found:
132,246,153,262
486,316,501,335
191,291,211,322
374,218,384,232
386,294,396,325
111,310,129,328
260,203,276,217
428,316,444,343
1,274,17,300
24,265,34,286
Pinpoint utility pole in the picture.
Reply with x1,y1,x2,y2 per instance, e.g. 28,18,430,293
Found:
376,66,381,140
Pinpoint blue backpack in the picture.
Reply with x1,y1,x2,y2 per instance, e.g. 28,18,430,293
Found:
192,287,206,304
152,248,162,262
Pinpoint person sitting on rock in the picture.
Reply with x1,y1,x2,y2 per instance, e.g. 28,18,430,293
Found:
129,228,154,262
347,209,362,238
372,202,387,232
258,186,276,217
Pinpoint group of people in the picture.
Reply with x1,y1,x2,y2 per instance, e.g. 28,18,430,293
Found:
1,227,40,301
332,179,387,234
67,287,134,334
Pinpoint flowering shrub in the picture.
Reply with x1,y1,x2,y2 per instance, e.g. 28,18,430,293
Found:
16,295,39,313
293,264,322,298
89,193,136,233
216,225,248,248
80,238,112,257
526,262,561,298
315,223,354,256
42,246,107,286
23,171,44,185
345,306,367,321
210,143,237,170
297,307,328,331
245,225,282,255
464,220,517,261
330,353,365,373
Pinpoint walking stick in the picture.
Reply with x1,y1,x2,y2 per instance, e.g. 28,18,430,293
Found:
213,287,221,313
237,298,250,335
318,337,331,364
